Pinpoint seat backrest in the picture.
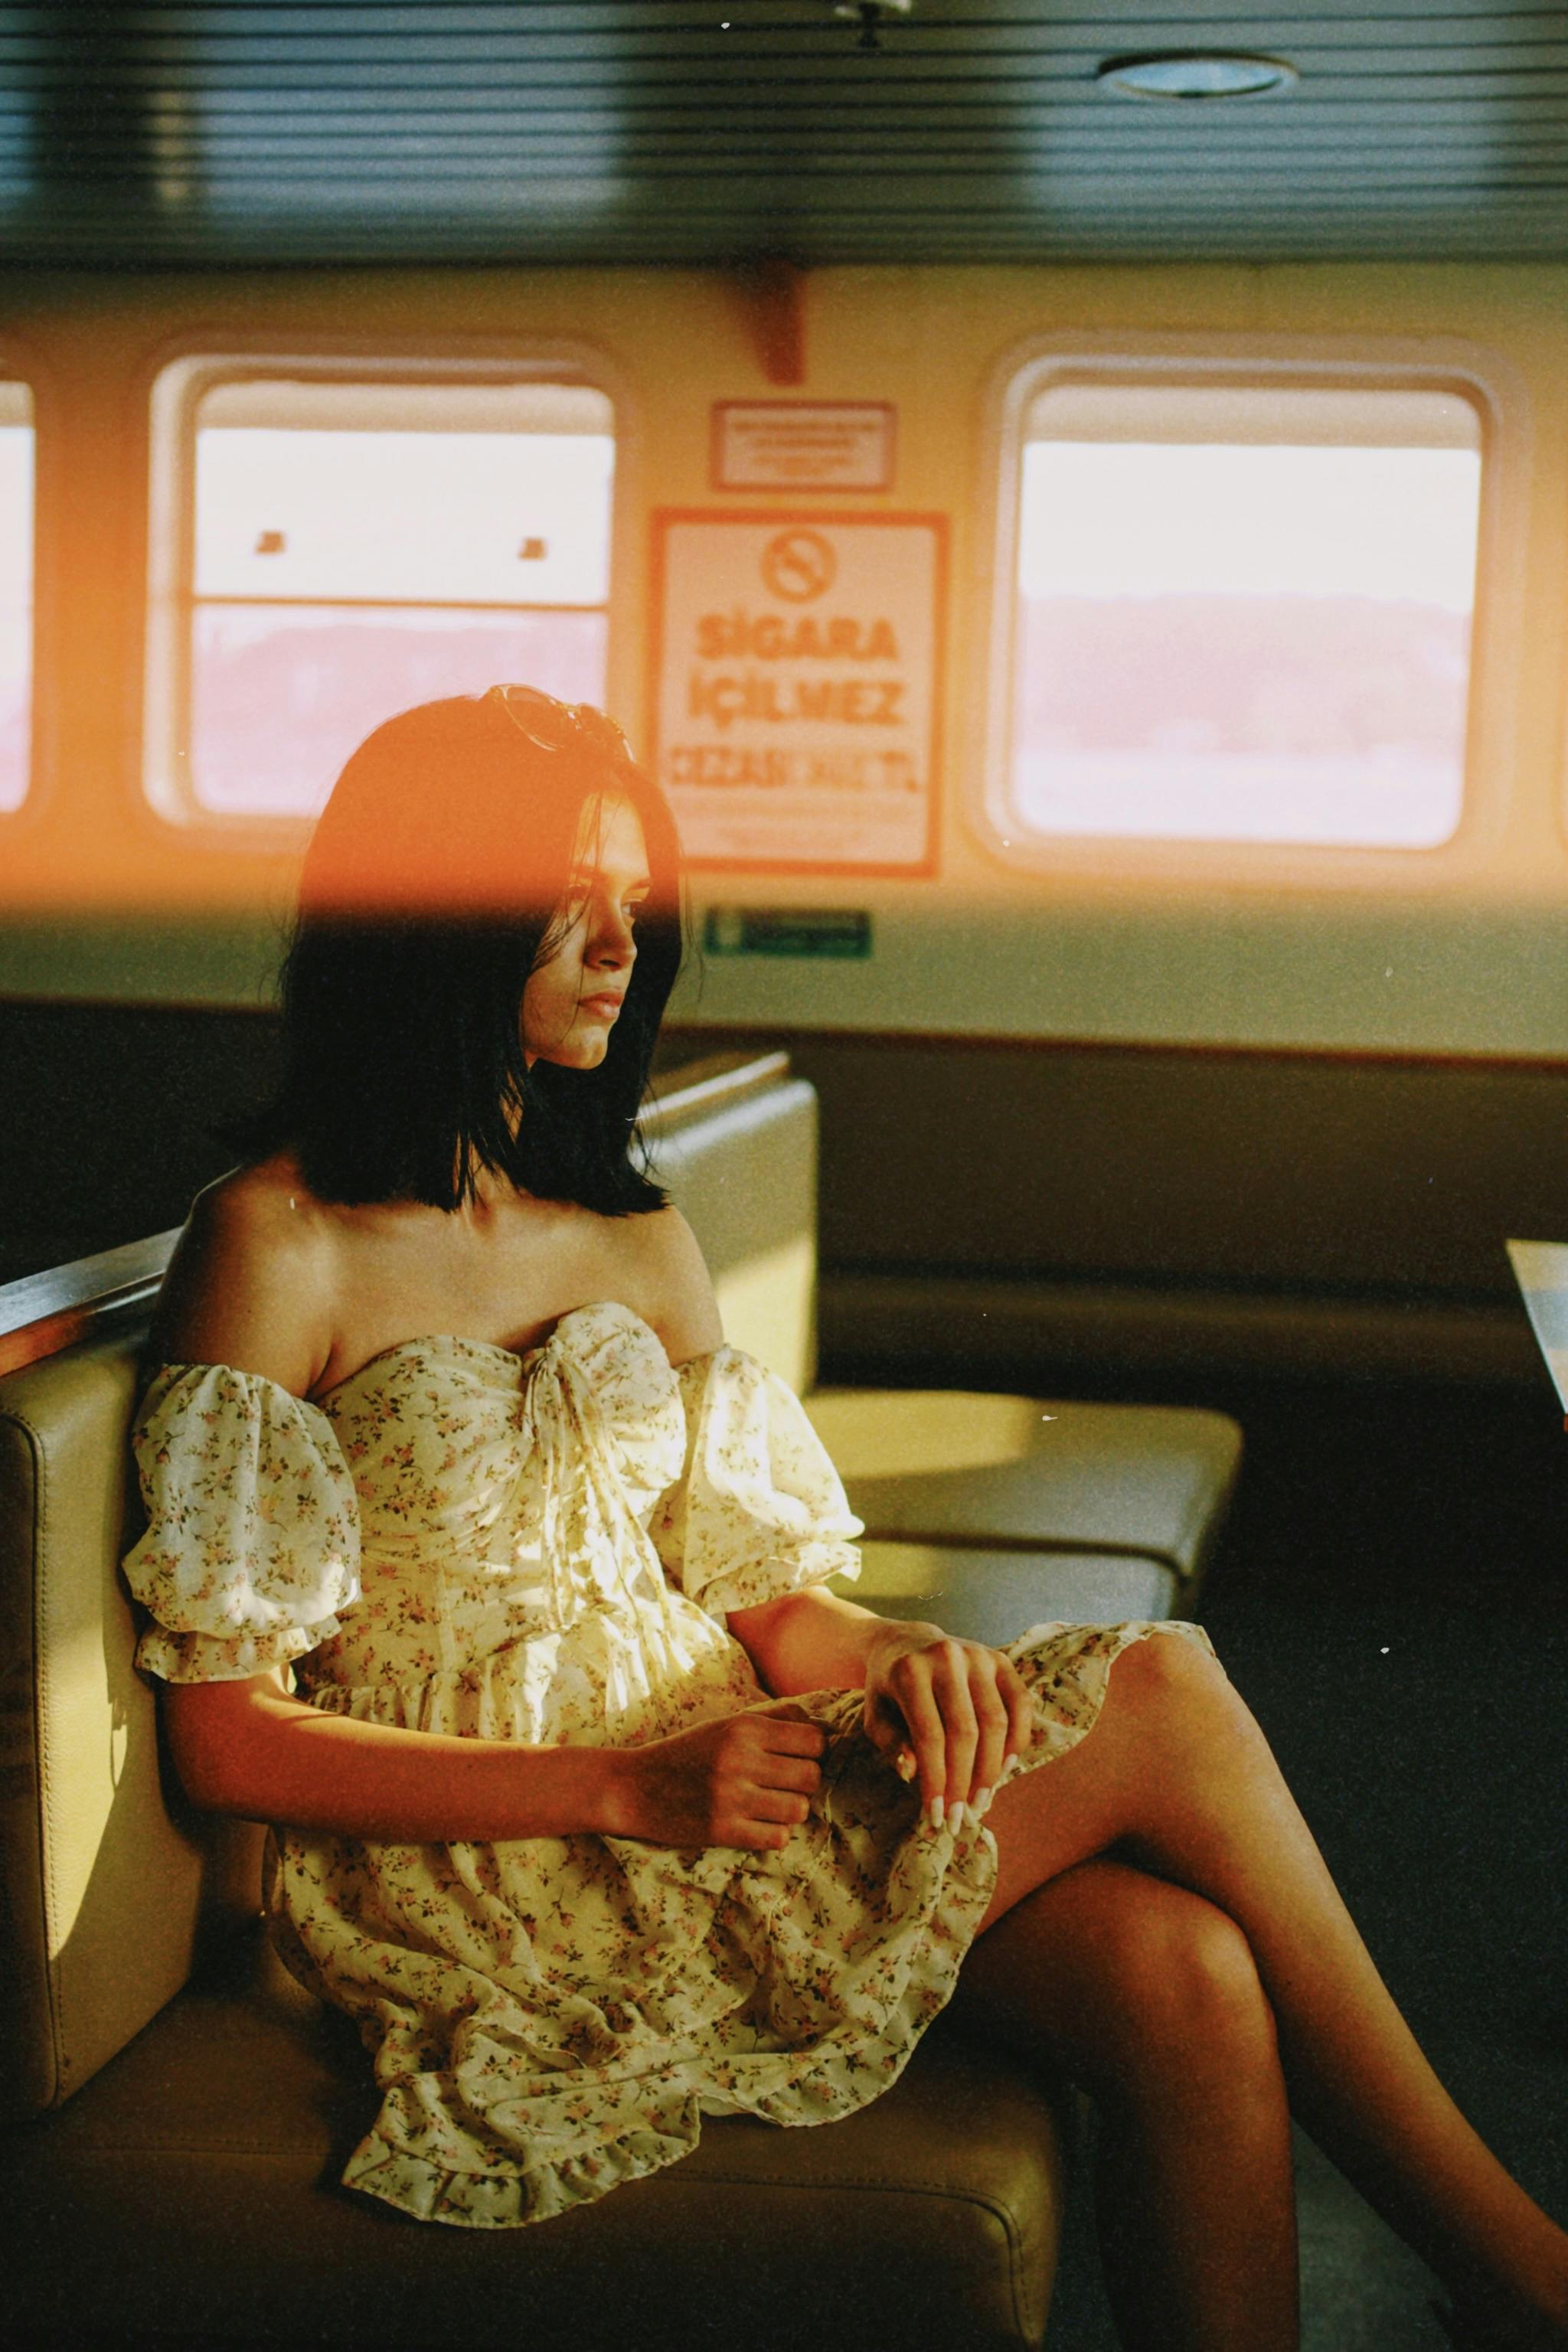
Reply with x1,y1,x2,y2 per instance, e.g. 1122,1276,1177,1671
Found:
0,1051,818,2121
648,1060,818,1393
0,1329,249,2119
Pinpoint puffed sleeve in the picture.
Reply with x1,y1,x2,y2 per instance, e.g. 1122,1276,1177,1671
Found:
648,1345,862,1618
124,1363,361,1684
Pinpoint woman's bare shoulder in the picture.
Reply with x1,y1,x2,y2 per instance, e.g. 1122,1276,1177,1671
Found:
151,1156,341,1396
616,1204,724,1368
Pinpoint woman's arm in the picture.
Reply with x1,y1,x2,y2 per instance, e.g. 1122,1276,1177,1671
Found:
730,1586,1037,1829
165,1670,825,1851
728,1583,919,1693
165,1669,619,1841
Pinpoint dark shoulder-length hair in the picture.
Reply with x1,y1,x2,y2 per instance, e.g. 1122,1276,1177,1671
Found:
239,689,685,1216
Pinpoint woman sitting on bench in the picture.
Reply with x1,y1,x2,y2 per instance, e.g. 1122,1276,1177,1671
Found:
126,686,1568,2352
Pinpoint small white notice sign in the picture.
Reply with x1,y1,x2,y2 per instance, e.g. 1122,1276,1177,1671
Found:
649,508,945,874
711,402,895,492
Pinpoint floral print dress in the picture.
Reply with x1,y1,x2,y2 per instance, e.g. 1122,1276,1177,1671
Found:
126,1298,1211,2229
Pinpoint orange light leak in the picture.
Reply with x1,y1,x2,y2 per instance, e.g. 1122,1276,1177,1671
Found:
2,442,1488,912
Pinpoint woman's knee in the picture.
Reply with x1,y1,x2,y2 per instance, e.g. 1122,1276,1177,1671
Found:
1117,1625,1226,1702
1109,1628,1253,1753
1076,1877,1279,2096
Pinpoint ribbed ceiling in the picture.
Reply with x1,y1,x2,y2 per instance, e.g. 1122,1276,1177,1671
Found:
2,3,1566,267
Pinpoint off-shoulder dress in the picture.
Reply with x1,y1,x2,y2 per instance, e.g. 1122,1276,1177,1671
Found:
125,1298,1212,2229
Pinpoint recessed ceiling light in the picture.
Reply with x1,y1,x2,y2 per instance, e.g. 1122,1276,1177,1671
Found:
1098,52,1298,101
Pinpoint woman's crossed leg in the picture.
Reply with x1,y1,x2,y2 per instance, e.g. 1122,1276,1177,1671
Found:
952,1630,1568,2352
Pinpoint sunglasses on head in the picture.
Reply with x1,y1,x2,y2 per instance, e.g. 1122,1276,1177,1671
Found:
485,684,635,767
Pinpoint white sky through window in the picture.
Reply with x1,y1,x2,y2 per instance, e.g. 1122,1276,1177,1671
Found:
1019,443,1481,609
0,418,34,814
195,428,614,606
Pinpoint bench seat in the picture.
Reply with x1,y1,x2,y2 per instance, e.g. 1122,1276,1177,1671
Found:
0,1929,1068,2349
843,1539,1187,1643
806,1388,1242,1626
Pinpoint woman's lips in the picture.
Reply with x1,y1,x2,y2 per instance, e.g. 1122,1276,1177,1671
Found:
580,993,624,1018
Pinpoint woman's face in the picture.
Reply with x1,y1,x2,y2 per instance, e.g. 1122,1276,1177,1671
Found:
521,794,651,1070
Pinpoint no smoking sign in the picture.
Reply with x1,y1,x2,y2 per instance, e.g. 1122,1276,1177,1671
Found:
648,508,946,875
760,528,837,602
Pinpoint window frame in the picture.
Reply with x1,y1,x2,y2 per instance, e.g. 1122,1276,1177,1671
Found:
143,338,630,839
976,332,1528,892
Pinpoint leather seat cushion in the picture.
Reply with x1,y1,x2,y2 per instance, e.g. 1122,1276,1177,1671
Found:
838,1540,1181,1645
1,1931,1070,2350
806,1387,1242,1586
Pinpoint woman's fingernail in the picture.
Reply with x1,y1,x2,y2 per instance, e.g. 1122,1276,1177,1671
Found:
928,1796,945,1831
975,1787,994,1818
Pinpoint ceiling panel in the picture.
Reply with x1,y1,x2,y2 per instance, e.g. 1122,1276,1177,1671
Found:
1,2,1565,267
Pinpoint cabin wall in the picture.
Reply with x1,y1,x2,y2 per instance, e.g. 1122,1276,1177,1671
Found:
3,261,1566,1380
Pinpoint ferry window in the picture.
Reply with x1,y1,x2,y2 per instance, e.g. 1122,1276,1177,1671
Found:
165,374,614,819
0,381,34,815
1003,378,1482,852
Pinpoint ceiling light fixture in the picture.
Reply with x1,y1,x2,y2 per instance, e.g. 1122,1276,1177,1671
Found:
832,0,913,52
1097,52,1298,102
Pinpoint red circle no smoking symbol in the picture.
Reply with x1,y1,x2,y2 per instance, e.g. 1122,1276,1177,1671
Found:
760,527,837,603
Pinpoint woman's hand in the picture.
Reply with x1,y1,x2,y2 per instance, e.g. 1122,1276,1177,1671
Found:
862,1622,1034,1831
603,1705,828,1851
